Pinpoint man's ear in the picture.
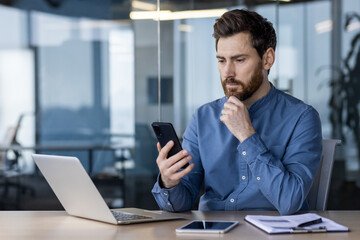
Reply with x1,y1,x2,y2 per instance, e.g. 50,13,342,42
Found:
262,48,275,70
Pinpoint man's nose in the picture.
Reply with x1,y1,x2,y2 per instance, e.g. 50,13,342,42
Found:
223,62,235,78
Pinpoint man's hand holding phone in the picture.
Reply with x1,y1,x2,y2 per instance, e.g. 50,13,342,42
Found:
156,141,194,189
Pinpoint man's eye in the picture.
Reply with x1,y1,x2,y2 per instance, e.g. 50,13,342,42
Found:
237,59,245,62
218,59,225,63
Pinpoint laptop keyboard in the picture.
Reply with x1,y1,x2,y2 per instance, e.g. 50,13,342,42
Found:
111,211,152,222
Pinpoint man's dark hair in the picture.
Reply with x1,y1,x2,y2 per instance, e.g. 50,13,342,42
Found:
213,9,277,59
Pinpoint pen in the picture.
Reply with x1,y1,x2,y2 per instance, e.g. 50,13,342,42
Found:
297,218,322,227
291,226,327,233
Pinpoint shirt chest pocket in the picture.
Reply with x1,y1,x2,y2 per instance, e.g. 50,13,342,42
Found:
268,145,286,161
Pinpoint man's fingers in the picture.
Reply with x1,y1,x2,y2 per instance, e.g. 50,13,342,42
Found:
223,102,235,110
228,96,242,105
170,163,194,180
164,150,188,168
158,140,174,159
161,162,194,189
221,108,233,116
220,114,228,122
168,155,192,171
228,97,247,108
158,149,189,172
155,141,193,189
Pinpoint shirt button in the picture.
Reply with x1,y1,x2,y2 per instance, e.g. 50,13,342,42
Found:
242,176,246,180
257,177,261,181
167,202,171,206
163,192,168,196
242,151,247,156
230,198,235,203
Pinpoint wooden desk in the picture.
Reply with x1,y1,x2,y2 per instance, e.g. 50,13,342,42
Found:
0,211,358,240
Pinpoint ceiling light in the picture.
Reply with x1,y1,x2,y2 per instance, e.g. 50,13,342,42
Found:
270,0,292,2
315,20,333,34
132,0,157,11
130,9,227,21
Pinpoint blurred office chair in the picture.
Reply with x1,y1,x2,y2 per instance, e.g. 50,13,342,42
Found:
0,126,17,166
0,114,27,170
0,115,35,209
0,126,22,208
307,139,342,210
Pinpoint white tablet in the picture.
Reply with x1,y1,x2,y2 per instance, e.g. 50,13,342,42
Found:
176,220,239,233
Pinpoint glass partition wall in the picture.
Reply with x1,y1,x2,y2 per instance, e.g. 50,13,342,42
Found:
0,0,359,210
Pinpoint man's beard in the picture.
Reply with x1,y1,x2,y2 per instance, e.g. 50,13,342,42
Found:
221,62,264,101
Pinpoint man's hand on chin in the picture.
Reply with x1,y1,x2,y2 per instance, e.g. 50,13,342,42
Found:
220,96,256,143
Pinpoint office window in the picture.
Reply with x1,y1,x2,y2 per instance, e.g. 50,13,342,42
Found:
31,11,135,173
0,5,35,173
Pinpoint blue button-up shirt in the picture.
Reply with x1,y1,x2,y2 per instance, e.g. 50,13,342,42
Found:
152,84,322,215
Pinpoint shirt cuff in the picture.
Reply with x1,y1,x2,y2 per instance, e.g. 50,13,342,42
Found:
237,132,268,165
152,174,183,211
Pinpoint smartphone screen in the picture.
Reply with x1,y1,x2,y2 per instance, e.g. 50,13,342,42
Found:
151,122,189,168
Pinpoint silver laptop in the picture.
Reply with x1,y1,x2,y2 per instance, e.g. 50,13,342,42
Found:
32,153,184,225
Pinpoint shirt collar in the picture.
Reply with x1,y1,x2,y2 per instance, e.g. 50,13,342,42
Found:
248,82,276,114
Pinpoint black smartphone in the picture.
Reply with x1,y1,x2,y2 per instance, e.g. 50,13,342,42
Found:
151,122,189,169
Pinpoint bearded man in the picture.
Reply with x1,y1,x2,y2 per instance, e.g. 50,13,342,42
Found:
152,9,322,215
